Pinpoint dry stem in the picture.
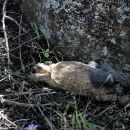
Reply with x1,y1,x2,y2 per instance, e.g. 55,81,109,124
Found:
2,0,11,66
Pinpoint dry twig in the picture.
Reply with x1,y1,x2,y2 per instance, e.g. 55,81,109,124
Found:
0,110,17,129
2,0,26,67
2,0,11,66
0,96,53,108
18,14,25,71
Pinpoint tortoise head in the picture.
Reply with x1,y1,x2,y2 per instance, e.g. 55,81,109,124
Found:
30,63,51,81
34,63,51,74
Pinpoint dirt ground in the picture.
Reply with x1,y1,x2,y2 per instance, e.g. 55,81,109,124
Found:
0,0,130,130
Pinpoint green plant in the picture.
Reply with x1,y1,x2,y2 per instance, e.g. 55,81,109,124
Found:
30,22,65,61
31,22,50,48
42,48,50,58
67,97,102,130
31,22,51,58
68,112,102,130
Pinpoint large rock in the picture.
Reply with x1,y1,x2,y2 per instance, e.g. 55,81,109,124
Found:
20,0,130,73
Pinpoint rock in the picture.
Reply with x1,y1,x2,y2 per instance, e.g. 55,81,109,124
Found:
30,61,130,103
20,0,130,72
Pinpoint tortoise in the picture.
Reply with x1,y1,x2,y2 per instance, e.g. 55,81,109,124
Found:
30,61,130,104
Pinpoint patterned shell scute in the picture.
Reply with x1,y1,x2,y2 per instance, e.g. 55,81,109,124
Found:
50,62,92,90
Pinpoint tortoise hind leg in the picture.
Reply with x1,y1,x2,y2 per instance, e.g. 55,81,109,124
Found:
95,94,117,102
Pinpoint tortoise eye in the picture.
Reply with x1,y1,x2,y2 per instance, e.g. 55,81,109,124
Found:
37,66,42,70
37,66,46,73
